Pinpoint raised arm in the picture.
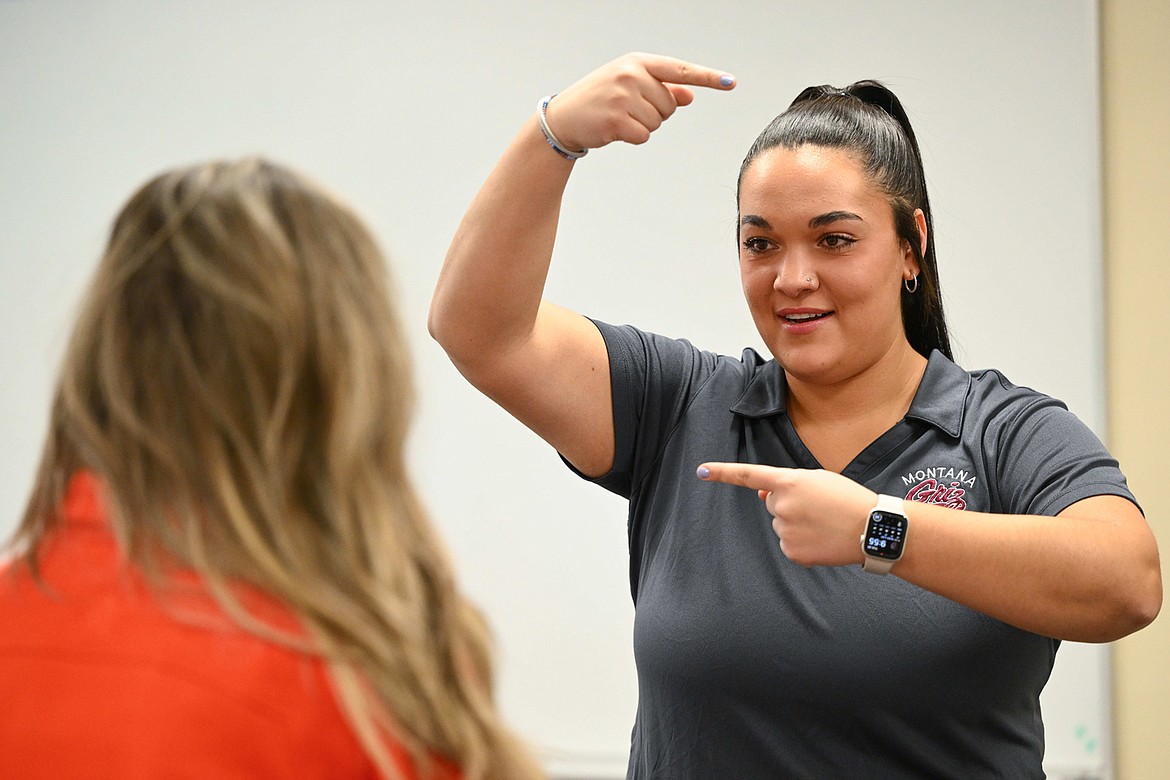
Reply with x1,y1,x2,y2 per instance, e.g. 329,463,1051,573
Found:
428,53,734,477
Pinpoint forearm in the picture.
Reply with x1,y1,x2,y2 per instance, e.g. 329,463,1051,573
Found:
893,496,1161,642
698,463,1161,641
428,116,573,367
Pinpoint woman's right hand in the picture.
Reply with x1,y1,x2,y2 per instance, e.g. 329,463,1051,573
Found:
543,53,735,153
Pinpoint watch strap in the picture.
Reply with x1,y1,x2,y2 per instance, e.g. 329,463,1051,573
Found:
862,554,896,575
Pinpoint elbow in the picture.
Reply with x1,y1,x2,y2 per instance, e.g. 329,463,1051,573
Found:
1119,544,1164,638
1122,567,1163,636
426,296,494,381
1086,519,1163,642
427,285,494,369
426,304,445,348
427,294,463,358
426,293,448,347
1086,565,1162,643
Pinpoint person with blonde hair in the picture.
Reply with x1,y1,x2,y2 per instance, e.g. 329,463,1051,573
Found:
0,158,544,780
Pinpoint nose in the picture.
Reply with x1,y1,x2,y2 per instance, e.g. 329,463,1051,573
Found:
773,251,818,297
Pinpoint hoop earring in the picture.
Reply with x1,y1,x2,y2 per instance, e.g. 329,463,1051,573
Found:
904,275,919,294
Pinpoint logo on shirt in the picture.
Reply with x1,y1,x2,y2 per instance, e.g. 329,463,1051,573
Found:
900,466,976,510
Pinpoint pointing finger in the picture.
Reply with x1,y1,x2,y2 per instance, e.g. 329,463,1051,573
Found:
696,462,786,490
639,53,736,91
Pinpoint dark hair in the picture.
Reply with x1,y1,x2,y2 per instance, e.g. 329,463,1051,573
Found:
737,81,952,361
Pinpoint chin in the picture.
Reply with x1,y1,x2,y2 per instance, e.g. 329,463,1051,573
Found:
778,341,869,381
775,351,840,381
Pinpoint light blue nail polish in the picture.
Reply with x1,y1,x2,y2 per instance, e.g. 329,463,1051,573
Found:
697,466,710,479
719,74,734,87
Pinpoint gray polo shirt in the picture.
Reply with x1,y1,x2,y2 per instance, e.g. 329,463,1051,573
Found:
576,320,1137,780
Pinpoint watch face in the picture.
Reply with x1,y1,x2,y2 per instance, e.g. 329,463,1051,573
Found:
863,511,906,560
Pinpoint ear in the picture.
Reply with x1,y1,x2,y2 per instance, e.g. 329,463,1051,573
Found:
904,208,927,279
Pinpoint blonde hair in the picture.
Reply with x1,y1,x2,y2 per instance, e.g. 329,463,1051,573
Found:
11,158,543,780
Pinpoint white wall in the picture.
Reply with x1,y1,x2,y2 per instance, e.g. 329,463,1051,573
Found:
0,2,1109,777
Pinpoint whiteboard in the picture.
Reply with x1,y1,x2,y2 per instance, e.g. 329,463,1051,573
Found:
0,2,1110,778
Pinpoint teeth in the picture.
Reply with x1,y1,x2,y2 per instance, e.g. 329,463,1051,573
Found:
786,312,824,322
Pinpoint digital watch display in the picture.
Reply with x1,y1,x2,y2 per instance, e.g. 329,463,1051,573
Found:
860,495,908,575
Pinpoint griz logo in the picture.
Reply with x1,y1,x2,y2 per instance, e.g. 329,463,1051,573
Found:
900,467,976,510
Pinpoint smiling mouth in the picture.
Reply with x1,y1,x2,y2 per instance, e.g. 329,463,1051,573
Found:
783,312,831,323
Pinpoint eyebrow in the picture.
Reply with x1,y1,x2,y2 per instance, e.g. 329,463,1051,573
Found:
808,210,864,228
739,211,865,230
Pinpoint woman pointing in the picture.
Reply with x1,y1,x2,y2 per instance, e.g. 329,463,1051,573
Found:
430,52,1160,778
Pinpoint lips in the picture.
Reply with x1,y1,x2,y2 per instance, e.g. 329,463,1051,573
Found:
783,311,830,323
776,308,833,322
777,308,833,333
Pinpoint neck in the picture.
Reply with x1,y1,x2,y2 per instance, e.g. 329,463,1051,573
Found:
785,344,929,455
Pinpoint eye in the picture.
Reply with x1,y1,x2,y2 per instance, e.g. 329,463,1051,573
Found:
820,233,856,252
741,236,775,254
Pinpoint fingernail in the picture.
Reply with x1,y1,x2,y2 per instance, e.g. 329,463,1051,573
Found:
696,466,710,479
719,74,735,87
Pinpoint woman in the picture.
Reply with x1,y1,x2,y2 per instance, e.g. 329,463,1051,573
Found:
429,53,1162,778
0,159,544,780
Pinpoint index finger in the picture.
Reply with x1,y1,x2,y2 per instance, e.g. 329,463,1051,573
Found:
640,53,736,90
696,462,788,489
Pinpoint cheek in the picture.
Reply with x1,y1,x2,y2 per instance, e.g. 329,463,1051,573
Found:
739,263,773,301
843,273,903,328
837,258,900,303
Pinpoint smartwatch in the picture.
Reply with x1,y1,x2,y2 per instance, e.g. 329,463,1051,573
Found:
860,494,908,575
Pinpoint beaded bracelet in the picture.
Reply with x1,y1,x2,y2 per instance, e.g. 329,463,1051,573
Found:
537,94,588,161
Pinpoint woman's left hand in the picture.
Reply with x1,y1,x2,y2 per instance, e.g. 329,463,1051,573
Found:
697,462,877,567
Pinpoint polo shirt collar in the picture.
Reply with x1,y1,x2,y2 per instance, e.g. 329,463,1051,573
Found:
729,349,969,439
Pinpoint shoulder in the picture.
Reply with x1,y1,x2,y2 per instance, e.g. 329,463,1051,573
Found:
591,318,767,380
915,352,1074,436
960,364,1092,448
948,362,1131,514
966,363,1061,404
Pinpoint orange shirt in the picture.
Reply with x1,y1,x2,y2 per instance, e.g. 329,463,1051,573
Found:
0,473,434,779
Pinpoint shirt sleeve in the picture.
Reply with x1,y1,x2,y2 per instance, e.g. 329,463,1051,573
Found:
565,319,719,499
984,380,1139,517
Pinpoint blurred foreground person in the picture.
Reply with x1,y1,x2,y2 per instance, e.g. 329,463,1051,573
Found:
0,158,544,780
